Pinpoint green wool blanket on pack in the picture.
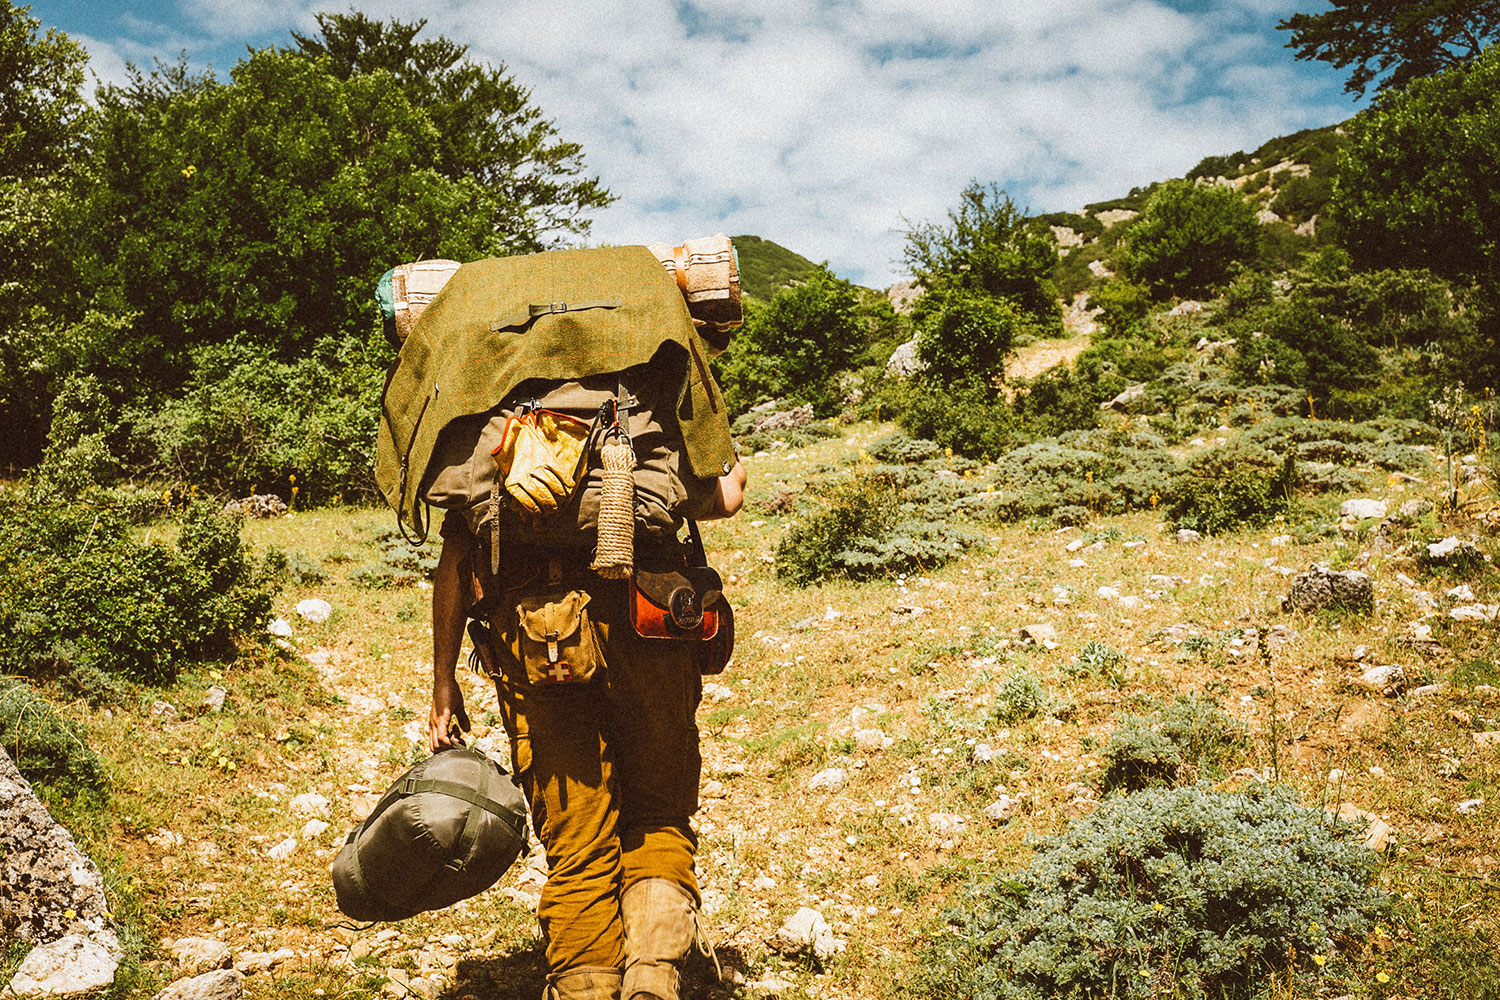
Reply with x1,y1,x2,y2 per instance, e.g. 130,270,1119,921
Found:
375,245,737,538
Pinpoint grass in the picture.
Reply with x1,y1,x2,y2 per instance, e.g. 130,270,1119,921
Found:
9,417,1500,1000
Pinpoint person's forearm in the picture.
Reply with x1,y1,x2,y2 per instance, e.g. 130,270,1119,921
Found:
432,541,467,679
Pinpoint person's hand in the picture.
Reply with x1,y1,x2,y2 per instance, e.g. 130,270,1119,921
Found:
428,676,471,752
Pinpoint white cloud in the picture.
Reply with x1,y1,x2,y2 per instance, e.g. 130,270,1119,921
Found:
56,0,1357,286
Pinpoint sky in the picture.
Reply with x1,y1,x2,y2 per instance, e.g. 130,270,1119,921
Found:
29,0,1366,289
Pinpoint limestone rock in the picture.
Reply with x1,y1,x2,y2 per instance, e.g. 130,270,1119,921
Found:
0,749,118,962
772,907,843,961
1020,623,1057,646
7,935,118,997
1176,529,1201,544
885,336,924,377
169,937,232,975
1331,802,1394,852
752,404,814,434
153,968,245,1000
1399,499,1434,519
295,598,332,623
1101,383,1149,413
289,792,330,818
201,686,227,713
234,949,293,975
808,768,846,792
1168,300,1203,316
1427,536,1484,564
221,494,286,519
1357,664,1405,695
1282,564,1373,614
1340,498,1387,520
983,795,1020,823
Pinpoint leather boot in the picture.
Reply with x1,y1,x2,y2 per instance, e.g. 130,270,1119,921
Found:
545,966,622,1000
620,878,718,1000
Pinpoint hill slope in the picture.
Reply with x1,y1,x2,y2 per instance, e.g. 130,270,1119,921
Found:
730,234,821,300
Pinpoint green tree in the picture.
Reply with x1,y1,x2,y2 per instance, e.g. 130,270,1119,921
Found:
0,2,94,466
720,265,866,414
1331,44,1500,283
916,290,1021,384
0,1,88,177
290,11,612,248
1122,180,1260,297
903,182,1060,329
1279,0,1500,98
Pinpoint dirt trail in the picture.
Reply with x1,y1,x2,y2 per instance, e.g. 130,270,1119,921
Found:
1005,333,1090,381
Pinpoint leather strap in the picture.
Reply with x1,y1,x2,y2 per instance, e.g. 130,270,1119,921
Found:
490,299,623,332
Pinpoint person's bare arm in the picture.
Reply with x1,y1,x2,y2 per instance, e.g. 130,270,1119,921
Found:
700,460,746,520
428,539,471,751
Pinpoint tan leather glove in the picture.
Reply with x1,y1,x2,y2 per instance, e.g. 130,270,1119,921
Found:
492,410,590,515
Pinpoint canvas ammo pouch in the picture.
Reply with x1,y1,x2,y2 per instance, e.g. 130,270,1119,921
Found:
331,746,527,922
514,590,606,685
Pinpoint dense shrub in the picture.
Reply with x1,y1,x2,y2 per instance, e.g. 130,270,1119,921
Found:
1121,180,1260,297
0,679,109,806
774,471,979,586
1165,456,1296,535
866,433,941,465
917,290,1023,384
893,377,1021,461
989,434,1180,522
1271,173,1332,223
1064,640,1129,684
993,668,1059,724
1331,44,1500,282
717,266,874,416
1089,279,1152,337
0,494,279,697
351,526,442,588
928,784,1388,1000
1100,695,1247,794
135,340,384,504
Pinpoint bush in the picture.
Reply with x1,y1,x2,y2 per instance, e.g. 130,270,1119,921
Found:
0,493,279,697
1165,457,1296,535
0,679,109,806
928,784,1388,1000
1100,695,1247,794
989,435,1180,522
866,433,941,465
774,471,979,586
715,266,870,416
1122,180,1260,297
917,290,1024,384
1089,279,1152,337
135,339,384,504
993,668,1058,724
1065,640,1129,683
893,377,1021,461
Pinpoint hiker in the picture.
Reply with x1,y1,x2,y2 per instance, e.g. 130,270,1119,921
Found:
423,357,745,998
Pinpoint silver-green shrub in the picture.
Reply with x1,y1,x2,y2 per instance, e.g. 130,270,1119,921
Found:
929,784,1387,999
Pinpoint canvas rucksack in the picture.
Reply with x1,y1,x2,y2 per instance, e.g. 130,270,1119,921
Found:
374,243,739,545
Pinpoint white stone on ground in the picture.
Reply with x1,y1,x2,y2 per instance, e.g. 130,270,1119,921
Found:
8,935,118,997
808,768,846,792
773,907,843,961
295,598,333,623
289,792,330,817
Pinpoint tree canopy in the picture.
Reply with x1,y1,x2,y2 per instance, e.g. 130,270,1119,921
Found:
1331,43,1500,282
1121,180,1260,298
903,182,1059,330
1279,0,1500,98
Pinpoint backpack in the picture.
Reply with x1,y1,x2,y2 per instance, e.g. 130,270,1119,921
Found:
374,244,739,544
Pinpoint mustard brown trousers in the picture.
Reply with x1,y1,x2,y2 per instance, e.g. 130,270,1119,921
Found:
486,571,703,976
